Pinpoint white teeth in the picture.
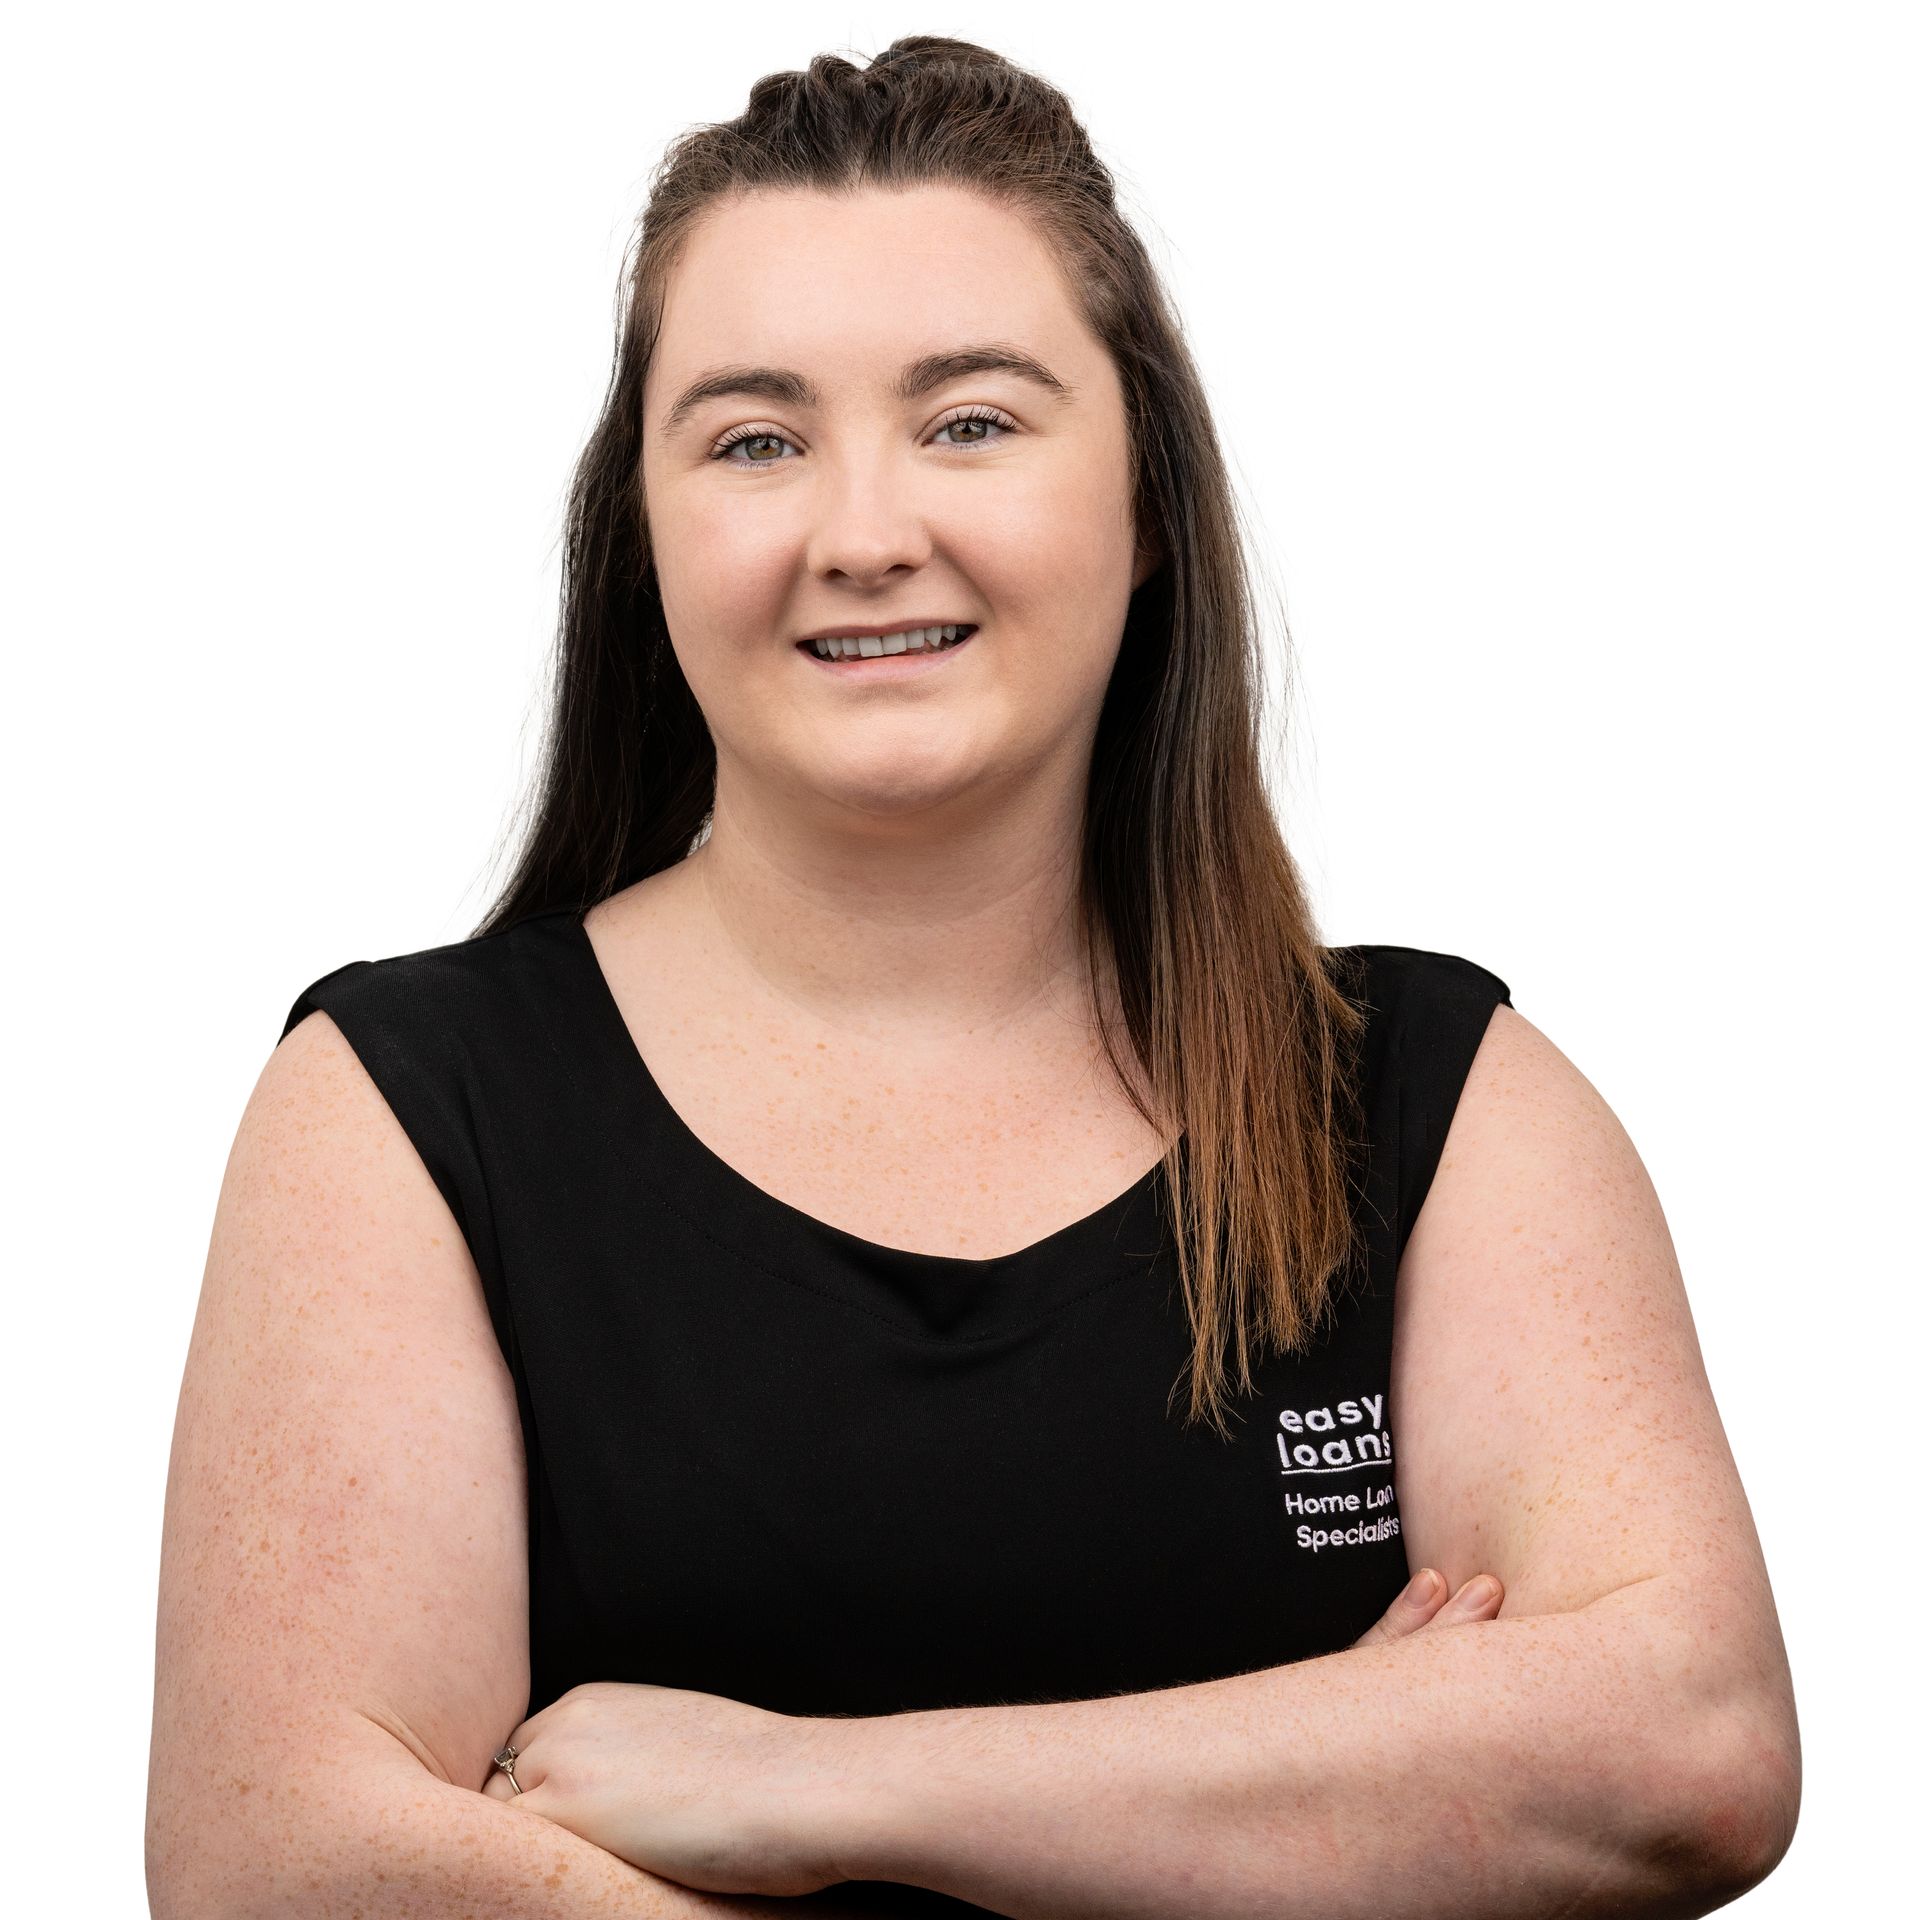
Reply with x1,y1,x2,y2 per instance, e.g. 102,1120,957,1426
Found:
809,623,972,661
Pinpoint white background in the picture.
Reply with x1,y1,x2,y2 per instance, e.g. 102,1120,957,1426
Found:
8,2,1912,1910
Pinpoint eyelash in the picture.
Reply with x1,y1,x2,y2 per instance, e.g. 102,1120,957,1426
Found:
707,406,1018,469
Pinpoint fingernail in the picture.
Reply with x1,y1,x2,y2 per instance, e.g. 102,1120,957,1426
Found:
1460,1576,1499,1609
1407,1568,1440,1606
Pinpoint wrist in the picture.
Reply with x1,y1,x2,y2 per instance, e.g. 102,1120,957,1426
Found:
789,1706,936,1887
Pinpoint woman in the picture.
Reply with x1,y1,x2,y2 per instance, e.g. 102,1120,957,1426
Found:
148,36,1798,1920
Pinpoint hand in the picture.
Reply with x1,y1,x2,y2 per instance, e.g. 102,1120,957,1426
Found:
1350,1565,1505,1648
480,1679,857,1896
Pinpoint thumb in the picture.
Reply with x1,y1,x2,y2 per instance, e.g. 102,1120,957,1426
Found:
1349,1567,1446,1648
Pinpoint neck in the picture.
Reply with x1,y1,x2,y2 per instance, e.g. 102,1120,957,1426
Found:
678,779,1098,1051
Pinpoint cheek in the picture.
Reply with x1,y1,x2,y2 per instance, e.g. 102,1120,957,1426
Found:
980,594,1127,728
651,504,795,683
653,493,760,612
975,476,1136,673
997,456,1134,592
945,465,1130,611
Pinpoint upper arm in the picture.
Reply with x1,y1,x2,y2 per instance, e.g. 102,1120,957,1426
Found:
1389,1004,1799,1854
152,1009,529,1835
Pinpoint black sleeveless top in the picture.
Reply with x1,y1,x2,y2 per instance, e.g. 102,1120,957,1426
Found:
279,905,1510,1916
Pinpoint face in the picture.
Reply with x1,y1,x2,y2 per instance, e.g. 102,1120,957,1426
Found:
639,184,1155,840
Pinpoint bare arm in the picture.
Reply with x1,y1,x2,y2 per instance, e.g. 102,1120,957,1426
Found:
818,1575,1756,1920
147,1009,891,1919
790,1006,1799,1919
153,1706,854,1919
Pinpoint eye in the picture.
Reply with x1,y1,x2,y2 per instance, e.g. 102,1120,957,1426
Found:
930,405,1017,449
706,406,1019,471
708,426,794,468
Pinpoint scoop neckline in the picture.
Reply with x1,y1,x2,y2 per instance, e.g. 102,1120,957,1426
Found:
551,904,1176,1280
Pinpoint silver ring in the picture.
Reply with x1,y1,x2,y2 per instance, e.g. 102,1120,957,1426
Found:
492,1743,523,1793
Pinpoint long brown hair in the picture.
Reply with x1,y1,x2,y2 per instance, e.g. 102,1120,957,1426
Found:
473,34,1368,1440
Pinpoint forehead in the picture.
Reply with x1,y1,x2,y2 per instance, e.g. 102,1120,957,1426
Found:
646,185,1086,404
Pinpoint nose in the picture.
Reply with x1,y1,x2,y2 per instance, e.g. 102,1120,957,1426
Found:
803,456,937,586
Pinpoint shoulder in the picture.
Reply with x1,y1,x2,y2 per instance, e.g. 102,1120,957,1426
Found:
1328,942,1513,1025
264,920,522,1148
277,911,571,1051
259,917,587,1272
1327,944,1516,1163
241,964,492,1283
269,913,581,1219
1418,990,1605,1175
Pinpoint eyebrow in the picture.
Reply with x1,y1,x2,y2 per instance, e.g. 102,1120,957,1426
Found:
658,343,1077,442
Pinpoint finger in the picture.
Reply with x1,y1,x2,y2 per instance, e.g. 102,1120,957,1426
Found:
482,1742,536,1802
1433,1572,1504,1623
1349,1567,1447,1648
484,1772,550,1809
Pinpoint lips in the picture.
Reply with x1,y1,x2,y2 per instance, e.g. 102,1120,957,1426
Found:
795,620,979,648
796,627,978,671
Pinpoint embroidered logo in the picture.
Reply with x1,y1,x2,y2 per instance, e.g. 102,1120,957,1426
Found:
1275,1392,1400,1553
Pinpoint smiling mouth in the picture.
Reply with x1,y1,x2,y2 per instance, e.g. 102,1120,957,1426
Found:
797,624,978,665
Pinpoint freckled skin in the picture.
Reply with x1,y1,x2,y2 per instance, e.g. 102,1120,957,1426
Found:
151,166,1797,1915
150,1009,885,1916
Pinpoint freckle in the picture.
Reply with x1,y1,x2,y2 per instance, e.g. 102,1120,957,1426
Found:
348,1476,358,1486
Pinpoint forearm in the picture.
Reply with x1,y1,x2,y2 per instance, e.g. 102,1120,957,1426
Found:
830,1582,1752,1920
148,1721,894,1920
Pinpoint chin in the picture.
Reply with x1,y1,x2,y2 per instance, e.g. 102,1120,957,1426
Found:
806,769,988,830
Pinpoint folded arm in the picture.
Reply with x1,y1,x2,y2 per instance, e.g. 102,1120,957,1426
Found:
148,1013,906,1920
822,1571,1772,1920
806,1005,1799,1918
150,1703,850,1919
